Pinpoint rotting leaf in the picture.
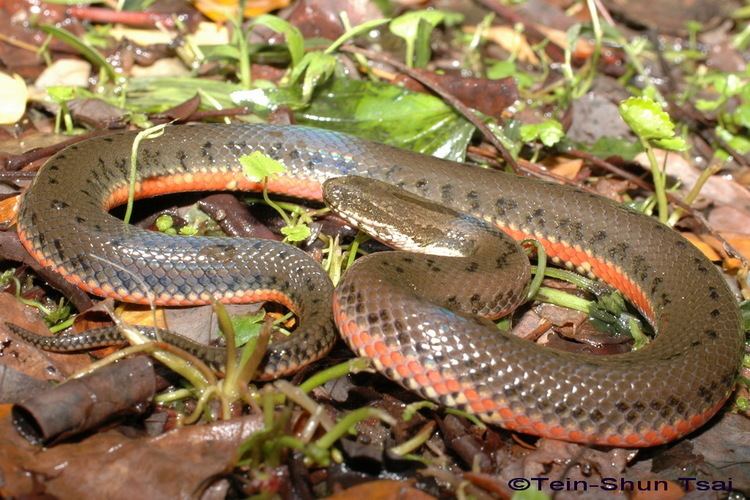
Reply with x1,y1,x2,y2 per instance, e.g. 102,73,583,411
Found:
233,78,475,161
0,411,264,497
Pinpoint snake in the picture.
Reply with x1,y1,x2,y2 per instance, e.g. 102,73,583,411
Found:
12,123,743,447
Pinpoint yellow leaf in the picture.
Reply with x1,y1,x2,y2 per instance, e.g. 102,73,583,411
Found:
193,0,291,23
683,233,721,261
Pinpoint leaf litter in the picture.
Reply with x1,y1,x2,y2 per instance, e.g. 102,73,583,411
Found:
0,0,749,497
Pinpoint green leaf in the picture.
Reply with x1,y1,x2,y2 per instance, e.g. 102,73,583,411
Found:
486,60,535,88
324,18,390,54
251,15,304,68
281,223,311,242
618,96,677,141
233,78,475,161
200,44,242,62
296,52,337,104
39,25,118,82
511,489,550,500
389,10,463,67
230,310,266,347
583,137,644,160
46,85,78,102
652,136,689,152
520,119,564,147
125,77,241,113
716,126,750,154
155,214,174,232
734,103,750,129
240,151,288,181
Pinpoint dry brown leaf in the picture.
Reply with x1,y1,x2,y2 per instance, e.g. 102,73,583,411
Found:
194,0,290,22
0,412,264,498
708,205,750,234
683,233,721,261
328,480,435,500
548,158,583,179
0,293,92,381
0,194,19,226
468,25,539,65
636,150,750,212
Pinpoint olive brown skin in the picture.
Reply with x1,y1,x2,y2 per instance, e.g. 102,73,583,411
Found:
14,124,744,446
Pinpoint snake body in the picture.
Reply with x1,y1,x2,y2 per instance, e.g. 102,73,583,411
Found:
15,124,743,446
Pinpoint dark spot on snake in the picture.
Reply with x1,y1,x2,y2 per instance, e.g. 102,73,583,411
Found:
440,184,453,202
102,137,113,143
697,386,712,402
395,266,404,274
176,150,187,168
554,402,568,415
690,339,701,347
379,310,389,322
721,373,734,389
494,197,517,217
710,309,720,318
355,302,364,314
446,296,458,307
705,329,717,339
75,216,86,224
675,401,687,415
615,402,629,412
48,178,58,185
675,240,687,249
659,407,672,418
649,401,661,411
53,239,65,260
93,224,103,231
466,190,480,210
367,313,378,324
591,230,607,244
289,149,300,160
650,276,663,295
633,401,646,412
466,261,479,272
626,411,638,423
48,164,60,171
402,256,413,263
50,200,70,210
571,408,585,419
708,287,719,300
415,178,427,188
393,319,405,331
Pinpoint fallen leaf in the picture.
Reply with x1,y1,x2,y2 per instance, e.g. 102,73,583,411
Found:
194,0,290,22
33,59,91,89
708,205,750,234
636,150,750,212
0,195,19,226
0,411,264,498
0,293,92,381
683,233,721,261
471,25,539,65
548,158,584,179
328,480,435,500
0,72,27,125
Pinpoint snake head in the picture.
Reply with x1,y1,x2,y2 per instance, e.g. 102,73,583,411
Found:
323,176,482,256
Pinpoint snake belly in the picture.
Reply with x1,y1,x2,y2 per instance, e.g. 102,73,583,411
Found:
15,124,743,446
